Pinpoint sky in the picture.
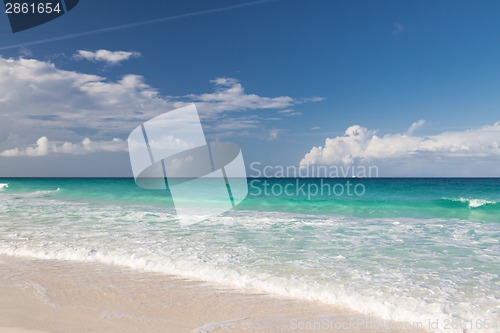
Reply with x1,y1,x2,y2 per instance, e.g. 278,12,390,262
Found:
0,0,499,177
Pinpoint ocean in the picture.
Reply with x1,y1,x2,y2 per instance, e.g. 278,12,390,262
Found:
0,178,498,332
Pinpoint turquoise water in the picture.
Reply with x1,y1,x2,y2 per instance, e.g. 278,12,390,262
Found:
0,178,499,332
244,178,500,222
2,178,499,220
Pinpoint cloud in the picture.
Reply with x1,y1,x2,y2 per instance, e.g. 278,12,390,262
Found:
177,77,297,114
300,121,500,167
216,118,261,130
146,135,192,151
73,49,141,65
0,57,311,144
18,47,32,57
0,137,127,157
301,97,324,103
167,155,194,171
407,119,425,135
0,137,49,157
278,109,302,116
268,129,280,141
393,23,404,35
0,57,163,138
0,56,320,160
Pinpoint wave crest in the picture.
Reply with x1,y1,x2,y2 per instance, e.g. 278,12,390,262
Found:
11,188,61,199
442,197,498,208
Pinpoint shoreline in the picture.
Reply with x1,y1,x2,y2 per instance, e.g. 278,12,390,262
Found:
0,255,429,333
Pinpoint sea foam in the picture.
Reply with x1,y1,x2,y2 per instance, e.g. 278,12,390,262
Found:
445,197,498,208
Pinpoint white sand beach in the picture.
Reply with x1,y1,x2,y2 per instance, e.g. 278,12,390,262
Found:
0,255,429,333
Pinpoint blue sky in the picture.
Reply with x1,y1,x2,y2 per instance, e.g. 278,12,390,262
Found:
0,0,499,177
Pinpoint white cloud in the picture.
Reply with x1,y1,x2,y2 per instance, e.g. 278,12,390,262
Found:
74,49,141,65
0,137,49,157
0,56,319,160
278,109,302,116
407,119,425,135
168,155,194,171
0,137,127,157
178,77,297,114
18,47,32,57
0,57,310,129
147,135,192,151
0,57,163,139
300,121,500,167
216,117,260,130
302,97,324,103
268,129,280,141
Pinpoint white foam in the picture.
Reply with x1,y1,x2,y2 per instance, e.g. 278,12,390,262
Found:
466,198,495,208
11,188,61,199
450,197,497,208
0,184,8,190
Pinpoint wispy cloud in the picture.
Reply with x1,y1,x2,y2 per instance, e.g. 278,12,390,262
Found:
406,119,426,135
278,109,302,116
268,129,280,141
301,97,324,103
73,50,141,65
18,47,32,57
393,23,404,35
216,117,261,130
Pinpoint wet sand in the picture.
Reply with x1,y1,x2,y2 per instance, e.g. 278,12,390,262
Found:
0,255,429,333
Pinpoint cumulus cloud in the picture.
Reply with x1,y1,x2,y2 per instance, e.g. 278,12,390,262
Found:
0,137,49,157
300,121,500,167
0,137,127,157
73,49,141,65
0,57,162,138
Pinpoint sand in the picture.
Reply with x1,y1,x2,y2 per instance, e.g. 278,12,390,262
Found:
0,255,429,333
0,329,49,333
